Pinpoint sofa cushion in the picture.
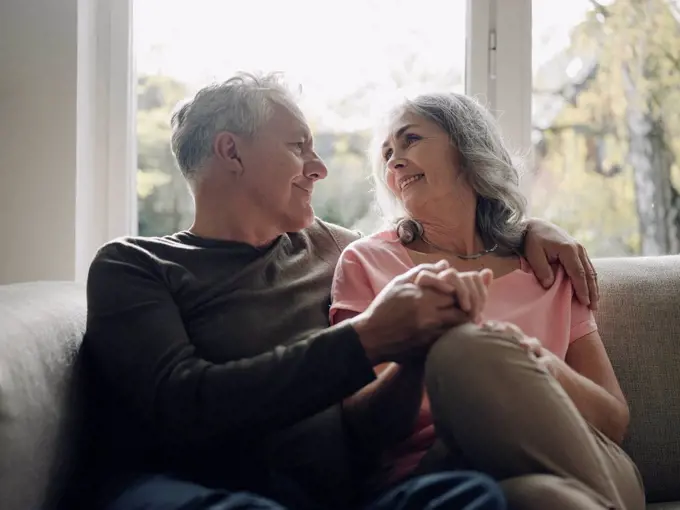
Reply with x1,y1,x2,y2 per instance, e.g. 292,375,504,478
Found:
649,503,680,510
0,282,86,510
594,255,680,504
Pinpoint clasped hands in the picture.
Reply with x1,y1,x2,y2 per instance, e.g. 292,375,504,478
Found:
352,259,561,377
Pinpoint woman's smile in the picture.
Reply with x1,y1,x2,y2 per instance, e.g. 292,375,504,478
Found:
399,173,425,191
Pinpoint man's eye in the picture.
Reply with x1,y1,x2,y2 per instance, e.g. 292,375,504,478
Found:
383,148,393,161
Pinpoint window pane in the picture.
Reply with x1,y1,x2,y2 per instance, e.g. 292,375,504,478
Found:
532,0,680,256
134,0,467,237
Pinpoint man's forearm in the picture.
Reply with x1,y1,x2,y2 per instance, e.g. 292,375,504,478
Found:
342,361,426,451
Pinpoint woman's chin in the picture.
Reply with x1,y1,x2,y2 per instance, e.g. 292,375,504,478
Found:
401,193,428,215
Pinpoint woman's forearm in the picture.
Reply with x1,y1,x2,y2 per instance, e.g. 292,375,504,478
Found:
556,365,630,444
342,361,426,451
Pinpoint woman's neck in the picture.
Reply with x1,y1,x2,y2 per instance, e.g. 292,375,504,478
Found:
419,220,485,256
412,201,485,256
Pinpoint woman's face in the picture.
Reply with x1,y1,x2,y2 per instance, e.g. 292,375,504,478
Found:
381,111,469,217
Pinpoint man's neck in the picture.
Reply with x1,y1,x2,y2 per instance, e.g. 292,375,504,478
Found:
191,204,281,248
189,216,281,248
190,174,283,247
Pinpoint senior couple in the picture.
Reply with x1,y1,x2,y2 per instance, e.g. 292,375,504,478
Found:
76,73,644,510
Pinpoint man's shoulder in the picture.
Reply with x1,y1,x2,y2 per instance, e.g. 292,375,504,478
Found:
309,218,362,252
93,234,180,265
343,228,399,254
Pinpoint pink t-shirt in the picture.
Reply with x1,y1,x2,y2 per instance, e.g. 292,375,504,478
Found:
329,229,598,487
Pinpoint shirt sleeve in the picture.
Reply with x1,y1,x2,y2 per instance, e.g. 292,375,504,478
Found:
329,244,379,325
569,296,598,343
85,241,376,452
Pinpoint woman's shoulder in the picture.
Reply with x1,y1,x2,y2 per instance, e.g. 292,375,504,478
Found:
343,229,401,254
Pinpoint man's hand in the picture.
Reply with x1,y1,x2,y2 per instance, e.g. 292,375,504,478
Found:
351,261,470,364
523,218,599,310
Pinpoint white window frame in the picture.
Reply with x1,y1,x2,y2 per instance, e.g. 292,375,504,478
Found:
467,0,533,157
75,0,137,281
89,0,533,260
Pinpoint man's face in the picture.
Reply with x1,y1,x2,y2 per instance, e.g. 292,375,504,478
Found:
238,104,327,232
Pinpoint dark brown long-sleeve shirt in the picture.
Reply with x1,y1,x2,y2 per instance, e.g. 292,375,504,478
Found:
80,219,376,507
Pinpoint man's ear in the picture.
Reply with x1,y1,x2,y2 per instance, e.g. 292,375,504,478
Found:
213,132,244,175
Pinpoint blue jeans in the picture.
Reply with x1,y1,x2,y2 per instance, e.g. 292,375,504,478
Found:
105,471,505,510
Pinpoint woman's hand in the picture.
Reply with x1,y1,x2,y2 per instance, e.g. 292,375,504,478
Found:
435,267,494,323
351,260,469,364
535,348,570,380
523,218,599,310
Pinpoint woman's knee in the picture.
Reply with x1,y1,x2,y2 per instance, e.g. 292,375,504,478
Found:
424,322,526,387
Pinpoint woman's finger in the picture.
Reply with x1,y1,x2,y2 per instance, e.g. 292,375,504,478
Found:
470,273,488,321
482,320,526,342
398,260,450,285
480,268,494,287
436,267,459,284
518,336,543,357
414,270,456,295
461,274,483,322
450,273,472,313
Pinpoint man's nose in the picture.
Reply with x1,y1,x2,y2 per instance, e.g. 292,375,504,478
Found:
303,155,328,181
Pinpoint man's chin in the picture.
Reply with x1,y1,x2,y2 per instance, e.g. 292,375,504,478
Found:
284,207,316,232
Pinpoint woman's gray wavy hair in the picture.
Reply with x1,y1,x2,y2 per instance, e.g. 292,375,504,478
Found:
371,92,528,255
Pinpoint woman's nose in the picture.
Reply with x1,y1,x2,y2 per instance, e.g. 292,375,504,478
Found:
387,157,407,172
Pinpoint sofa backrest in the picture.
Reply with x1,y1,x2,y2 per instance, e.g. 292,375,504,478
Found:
0,282,86,510
0,257,679,508
594,255,680,503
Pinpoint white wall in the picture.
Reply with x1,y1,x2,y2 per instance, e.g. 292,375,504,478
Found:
0,0,135,285
0,0,79,284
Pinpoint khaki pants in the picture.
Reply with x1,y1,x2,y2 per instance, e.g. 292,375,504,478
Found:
416,323,645,510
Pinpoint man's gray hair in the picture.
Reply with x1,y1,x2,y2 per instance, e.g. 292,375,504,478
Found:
372,92,528,254
170,72,304,181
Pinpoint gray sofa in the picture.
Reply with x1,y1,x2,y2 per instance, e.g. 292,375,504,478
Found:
1,256,679,510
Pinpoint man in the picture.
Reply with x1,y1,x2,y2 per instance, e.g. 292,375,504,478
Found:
78,73,598,510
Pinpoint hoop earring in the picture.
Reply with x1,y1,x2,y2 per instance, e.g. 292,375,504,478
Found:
396,218,424,245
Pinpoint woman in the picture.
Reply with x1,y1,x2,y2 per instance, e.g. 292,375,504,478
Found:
330,93,644,509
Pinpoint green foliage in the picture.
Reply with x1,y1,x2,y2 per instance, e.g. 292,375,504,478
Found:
530,0,680,256
136,75,194,237
136,0,680,257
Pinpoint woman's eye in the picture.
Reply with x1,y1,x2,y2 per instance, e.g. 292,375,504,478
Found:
383,148,393,161
292,142,305,153
404,133,421,145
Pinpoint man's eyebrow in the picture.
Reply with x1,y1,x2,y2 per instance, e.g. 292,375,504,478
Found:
381,124,419,148
293,125,312,139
